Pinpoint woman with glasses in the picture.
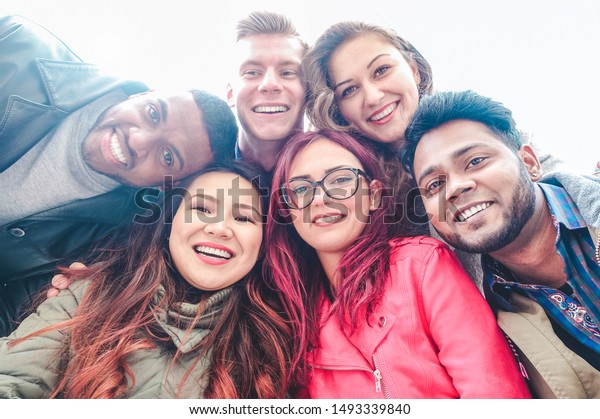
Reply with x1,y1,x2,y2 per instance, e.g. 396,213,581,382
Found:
265,129,531,398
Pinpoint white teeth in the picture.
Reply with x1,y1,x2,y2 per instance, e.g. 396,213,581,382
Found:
369,103,397,121
194,245,232,260
109,133,127,165
253,105,289,113
457,203,491,222
315,215,342,224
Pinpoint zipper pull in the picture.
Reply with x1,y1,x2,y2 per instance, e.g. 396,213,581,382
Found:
373,369,382,393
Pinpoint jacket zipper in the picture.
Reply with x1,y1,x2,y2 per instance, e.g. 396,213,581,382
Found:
372,356,391,398
314,362,390,398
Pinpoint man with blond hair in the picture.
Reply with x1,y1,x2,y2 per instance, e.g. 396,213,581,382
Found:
228,11,308,171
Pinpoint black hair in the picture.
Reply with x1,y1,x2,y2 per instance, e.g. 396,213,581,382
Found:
401,90,522,177
189,89,239,164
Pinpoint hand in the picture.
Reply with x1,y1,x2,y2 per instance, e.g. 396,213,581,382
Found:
46,262,86,298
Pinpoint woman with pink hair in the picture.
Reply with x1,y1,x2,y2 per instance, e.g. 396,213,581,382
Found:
265,129,531,398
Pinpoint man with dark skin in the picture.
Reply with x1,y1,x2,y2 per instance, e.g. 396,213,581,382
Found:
0,15,238,336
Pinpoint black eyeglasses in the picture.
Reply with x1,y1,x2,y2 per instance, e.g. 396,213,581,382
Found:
280,167,371,210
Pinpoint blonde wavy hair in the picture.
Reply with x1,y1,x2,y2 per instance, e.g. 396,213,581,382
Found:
303,21,433,136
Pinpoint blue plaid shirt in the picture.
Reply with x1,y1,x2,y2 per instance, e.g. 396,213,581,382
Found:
484,182,600,359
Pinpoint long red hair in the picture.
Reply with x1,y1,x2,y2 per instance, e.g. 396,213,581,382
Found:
12,161,293,399
265,130,411,384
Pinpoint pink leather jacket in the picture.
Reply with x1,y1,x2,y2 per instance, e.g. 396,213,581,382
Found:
307,236,531,398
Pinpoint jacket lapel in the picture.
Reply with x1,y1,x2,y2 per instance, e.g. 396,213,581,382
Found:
34,59,146,111
0,59,147,172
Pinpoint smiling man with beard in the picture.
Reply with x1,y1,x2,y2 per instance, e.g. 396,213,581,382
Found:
0,15,238,336
402,90,600,398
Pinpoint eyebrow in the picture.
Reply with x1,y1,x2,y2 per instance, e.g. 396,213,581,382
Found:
171,145,185,171
367,53,391,69
289,165,352,182
240,59,301,69
332,53,392,92
158,98,168,123
417,143,487,185
190,194,261,218
333,78,351,92
191,193,216,203
236,202,261,219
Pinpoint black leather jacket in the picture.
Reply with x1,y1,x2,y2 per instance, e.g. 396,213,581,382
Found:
0,15,148,335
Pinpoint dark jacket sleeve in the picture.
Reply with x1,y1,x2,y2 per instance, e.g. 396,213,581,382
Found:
0,15,147,171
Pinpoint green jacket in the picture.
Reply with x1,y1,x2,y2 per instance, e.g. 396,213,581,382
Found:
0,280,229,398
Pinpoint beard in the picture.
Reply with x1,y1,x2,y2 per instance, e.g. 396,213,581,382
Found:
438,165,537,254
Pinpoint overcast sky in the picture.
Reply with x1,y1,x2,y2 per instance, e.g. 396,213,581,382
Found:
5,0,600,173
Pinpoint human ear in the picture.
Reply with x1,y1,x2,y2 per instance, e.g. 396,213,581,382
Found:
226,83,235,109
369,179,383,210
518,145,542,181
407,56,421,87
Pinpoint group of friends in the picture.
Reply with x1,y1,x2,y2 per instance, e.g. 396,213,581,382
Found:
0,11,598,399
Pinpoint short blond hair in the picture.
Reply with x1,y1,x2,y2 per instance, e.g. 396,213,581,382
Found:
236,10,308,55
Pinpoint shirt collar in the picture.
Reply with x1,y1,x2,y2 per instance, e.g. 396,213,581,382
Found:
538,182,587,230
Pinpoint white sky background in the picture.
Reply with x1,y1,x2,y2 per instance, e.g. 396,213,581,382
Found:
5,0,600,174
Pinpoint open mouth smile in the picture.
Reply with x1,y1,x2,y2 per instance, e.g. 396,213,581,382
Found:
368,102,398,122
454,202,492,222
313,213,345,225
252,105,289,114
194,245,233,260
109,132,127,166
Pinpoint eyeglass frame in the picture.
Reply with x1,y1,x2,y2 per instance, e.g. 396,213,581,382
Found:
280,167,372,210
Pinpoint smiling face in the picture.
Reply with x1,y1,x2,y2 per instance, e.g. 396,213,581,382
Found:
232,34,306,144
329,32,421,144
169,171,263,291
83,91,213,187
413,119,537,253
287,138,375,261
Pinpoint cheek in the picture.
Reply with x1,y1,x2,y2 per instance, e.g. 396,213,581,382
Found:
338,99,360,123
235,83,254,104
354,194,372,223
168,231,187,275
247,229,263,259
168,210,195,250
423,195,448,227
290,210,312,241
168,221,184,256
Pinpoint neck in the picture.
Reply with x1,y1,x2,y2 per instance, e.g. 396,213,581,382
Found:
490,187,566,288
238,131,288,172
317,251,343,292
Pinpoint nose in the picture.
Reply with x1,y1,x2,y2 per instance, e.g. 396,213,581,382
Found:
204,218,233,239
363,82,385,107
128,128,158,160
445,175,476,203
258,68,283,93
309,185,333,208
